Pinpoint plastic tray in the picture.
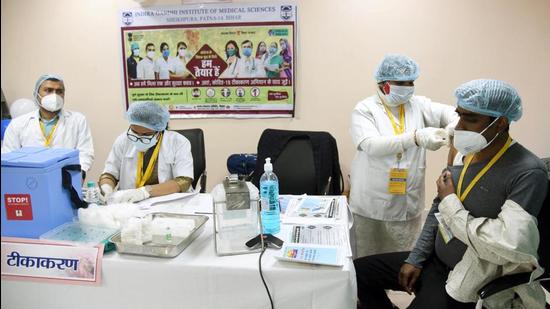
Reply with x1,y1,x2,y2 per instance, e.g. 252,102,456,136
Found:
110,213,208,258
40,221,119,245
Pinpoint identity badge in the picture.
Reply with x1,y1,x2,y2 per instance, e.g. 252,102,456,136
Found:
388,168,407,195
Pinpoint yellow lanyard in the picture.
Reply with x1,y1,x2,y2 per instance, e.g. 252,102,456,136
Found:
135,132,163,188
457,136,512,202
39,118,59,147
382,104,405,135
378,89,405,135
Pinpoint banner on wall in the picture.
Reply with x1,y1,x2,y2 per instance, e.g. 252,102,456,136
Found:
120,2,297,118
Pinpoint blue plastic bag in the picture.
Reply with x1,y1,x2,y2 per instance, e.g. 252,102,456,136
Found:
1,119,11,141
227,153,257,180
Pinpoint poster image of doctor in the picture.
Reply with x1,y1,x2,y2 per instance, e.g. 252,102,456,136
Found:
120,3,297,118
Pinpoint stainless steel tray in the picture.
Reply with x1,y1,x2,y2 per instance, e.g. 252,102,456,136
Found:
110,213,208,258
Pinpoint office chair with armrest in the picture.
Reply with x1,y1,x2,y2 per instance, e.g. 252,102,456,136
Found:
175,128,207,193
477,158,550,305
251,129,343,195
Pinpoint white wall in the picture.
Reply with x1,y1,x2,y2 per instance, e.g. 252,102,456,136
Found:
2,0,549,206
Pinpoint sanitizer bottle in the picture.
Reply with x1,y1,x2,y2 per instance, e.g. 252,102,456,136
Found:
260,158,280,234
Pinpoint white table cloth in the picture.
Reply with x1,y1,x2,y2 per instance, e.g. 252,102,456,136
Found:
1,194,357,309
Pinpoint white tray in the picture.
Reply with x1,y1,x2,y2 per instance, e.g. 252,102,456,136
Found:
110,213,208,258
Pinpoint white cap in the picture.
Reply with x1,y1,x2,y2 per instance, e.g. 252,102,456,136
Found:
264,157,273,172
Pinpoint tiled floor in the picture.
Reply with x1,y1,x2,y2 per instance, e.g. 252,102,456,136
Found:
388,291,414,308
388,288,550,308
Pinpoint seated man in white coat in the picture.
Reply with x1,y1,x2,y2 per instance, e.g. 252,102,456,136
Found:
99,101,194,204
1,74,94,177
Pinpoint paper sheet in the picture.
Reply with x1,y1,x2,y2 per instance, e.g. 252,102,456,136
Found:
284,224,352,257
136,191,199,209
275,244,343,267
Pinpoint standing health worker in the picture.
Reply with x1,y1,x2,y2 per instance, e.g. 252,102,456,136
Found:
350,54,457,257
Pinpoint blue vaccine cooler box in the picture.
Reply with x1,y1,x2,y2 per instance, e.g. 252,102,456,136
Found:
1,147,82,238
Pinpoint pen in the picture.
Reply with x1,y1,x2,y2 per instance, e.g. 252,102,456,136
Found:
331,199,339,218
327,199,335,218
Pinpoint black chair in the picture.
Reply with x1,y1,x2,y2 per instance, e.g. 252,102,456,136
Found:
251,129,343,195
175,129,206,193
477,158,550,305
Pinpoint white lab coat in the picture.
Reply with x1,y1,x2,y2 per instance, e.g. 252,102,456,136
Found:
102,130,193,190
222,57,266,78
439,196,546,308
170,57,189,76
136,58,155,80
1,109,94,171
349,95,456,221
154,57,173,80
235,56,266,78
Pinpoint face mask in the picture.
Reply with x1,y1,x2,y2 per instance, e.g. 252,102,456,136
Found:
453,117,500,155
132,133,158,152
269,47,277,55
147,51,155,59
227,49,236,57
242,47,252,57
384,85,414,107
162,50,170,58
178,48,186,57
40,94,64,112
132,49,140,57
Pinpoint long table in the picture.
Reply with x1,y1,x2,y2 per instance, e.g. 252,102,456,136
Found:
1,194,357,309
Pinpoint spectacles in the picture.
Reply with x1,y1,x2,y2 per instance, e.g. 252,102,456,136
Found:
126,128,157,144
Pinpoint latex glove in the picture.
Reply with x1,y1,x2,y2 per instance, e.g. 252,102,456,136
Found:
100,184,113,196
415,127,448,151
445,118,459,137
99,184,114,205
108,187,150,204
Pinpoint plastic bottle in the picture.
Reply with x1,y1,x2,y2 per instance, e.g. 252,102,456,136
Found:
259,158,280,234
84,181,101,204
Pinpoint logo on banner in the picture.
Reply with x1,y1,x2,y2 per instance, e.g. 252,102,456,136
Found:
122,12,133,25
268,91,289,101
186,44,228,80
221,88,231,97
280,6,293,20
4,194,33,221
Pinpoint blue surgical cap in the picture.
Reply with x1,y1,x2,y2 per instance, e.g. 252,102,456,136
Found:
374,54,420,82
33,74,64,102
454,79,522,121
126,101,170,131
131,42,139,50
